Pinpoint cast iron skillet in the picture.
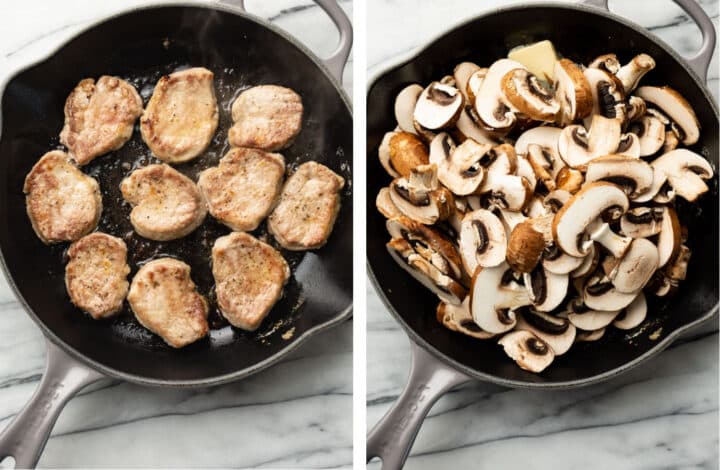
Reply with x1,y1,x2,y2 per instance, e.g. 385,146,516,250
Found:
366,0,717,468
0,1,352,467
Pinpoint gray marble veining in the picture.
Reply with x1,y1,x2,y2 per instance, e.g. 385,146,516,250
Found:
0,1,353,468
367,1,718,468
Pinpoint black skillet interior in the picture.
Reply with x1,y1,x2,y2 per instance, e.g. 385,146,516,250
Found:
367,4,718,385
0,5,352,383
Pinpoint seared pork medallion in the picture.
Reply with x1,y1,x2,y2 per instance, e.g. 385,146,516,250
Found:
60,76,143,165
24,150,102,244
128,258,209,348
212,232,290,331
65,233,130,319
376,41,714,373
198,147,286,232
140,67,219,163
121,164,207,241
229,85,303,151
269,161,345,250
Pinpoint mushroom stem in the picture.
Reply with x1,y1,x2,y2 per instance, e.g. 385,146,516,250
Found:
617,54,655,94
589,222,632,259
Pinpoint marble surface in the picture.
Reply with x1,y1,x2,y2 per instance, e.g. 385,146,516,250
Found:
0,1,352,468
367,0,719,469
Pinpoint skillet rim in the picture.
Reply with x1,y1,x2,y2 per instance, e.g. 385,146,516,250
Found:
0,2,353,387
366,1,719,389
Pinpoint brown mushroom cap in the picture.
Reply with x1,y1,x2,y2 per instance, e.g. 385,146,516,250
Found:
389,132,429,177
635,86,700,145
554,59,593,125
501,68,559,122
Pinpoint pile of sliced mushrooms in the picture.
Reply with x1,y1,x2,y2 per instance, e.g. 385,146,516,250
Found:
376,41,715,373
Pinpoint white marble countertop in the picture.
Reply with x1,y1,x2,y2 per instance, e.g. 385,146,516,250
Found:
0,1,353,468
367,0,718,469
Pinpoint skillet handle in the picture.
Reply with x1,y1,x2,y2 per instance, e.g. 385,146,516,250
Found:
0,339,103,469
580,0,716,80
216,0,352,83
366,340,471,470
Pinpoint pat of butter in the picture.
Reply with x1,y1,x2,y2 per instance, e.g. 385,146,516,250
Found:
508,40,558,83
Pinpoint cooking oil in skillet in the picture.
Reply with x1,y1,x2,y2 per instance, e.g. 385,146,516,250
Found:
52,61,326,350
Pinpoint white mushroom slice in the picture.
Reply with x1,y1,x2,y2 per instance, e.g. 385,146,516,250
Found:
515,154,537,190
388,132,429,177
387,238,466,305
506,218,548,273
526,144,564,192
585,155,654,199
543,190,571,213
459,209,507,273
617,54,655,94
482,143,518,175
656,206,681,268
568,307,620,330
430,134,490,195
515,307,576,355
389,164,454,225
649,149,714,202
588,53,620,74
387,216,464,280
635,86,700,145
499,208,527,232
376,187,402,218
554,59,593,125
479,172,532,211
588,221,633,259
453,107,497,145
611,238,658,293
414,82,464,130
620,206,663,238
466,69,488,105
437,297,495,339
576,327,606,342
583,274,638,311
663,130,680,153
553,182,629,257
626,96,647,123
498,330,554,373
454,62,482,102
542,244,584,275
627,115,666,156
394,84,423,134
475,59,525,130
378,131,400,177
470,262,531,333
570,244,600,279
501,69,559,121
523,266,568,312
559,115,635,169
515,126,562,158
613,292,647,330
413,119,438,143
583,68,626,126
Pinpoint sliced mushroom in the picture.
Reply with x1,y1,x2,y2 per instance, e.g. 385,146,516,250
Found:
394,84,423,134
515,126,562,159
388,132,429,177
466,69,488,105
543,190,571,213
470,262,531,333
437,297,496,339
554,58,593,125
583,67,626,127
635,86,700,145
525,195,547,218
625,96,647,123
387,216,464,280
589,53,621,74
454,62,482,103
515,154,538,191
440,75,456,87
378,131,400,177
479,172,532,211
389,164,454,224
663,130,680,153
498,330,554,373
617,54,655,94
570,244,600,279
542,242,584,274
588,220,633,259
584,154,654,199
656,206,681,268
523,265,568,312
413,119,438,143
583,273,638,311
559,115,638,169
459,209,507,274
666,244,691,281
627,115,666,157
515,306,576,355
566,297,620,330
481,143,518,175
613,292,647,330
555,167,584,194
506,218,548,273
620,206,663,238
414,82,464,130
610,238,658,293
649,149,714,202
475,59,525,130
430,133,490,195
553,182,629,257
527,143,565,191
575,327,606,342
387,238,466,304
501,68,559,121
376,187,402,218
453,106,497,145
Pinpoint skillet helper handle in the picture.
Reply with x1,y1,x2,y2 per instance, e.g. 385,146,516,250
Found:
580,0,716,80
215,0,352,83
0,339,103,469
366,340,471,470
